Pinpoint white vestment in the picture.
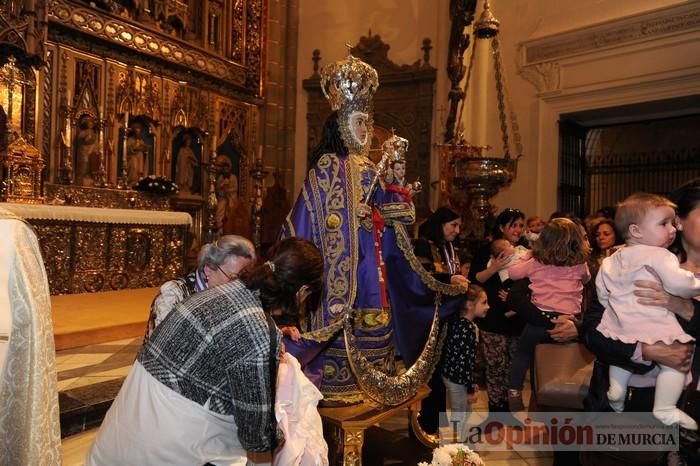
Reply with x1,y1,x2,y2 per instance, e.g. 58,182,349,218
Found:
274,353,328,466
0,207,61,465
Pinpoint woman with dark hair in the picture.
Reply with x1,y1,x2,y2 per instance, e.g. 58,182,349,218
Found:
588,219,623,275
411,206,470,434
468,208,527,414
307,111,348,167
414,206,469,285
87,237,325,465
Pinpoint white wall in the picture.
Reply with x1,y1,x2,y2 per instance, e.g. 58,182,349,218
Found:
294,0,691,218
468,0,689,219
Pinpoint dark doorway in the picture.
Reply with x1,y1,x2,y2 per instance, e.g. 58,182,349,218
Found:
558,95,700,217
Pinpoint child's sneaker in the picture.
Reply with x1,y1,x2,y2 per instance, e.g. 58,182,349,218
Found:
508,389,525,412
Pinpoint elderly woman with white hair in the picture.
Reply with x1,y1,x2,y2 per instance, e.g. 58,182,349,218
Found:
145,234,256,339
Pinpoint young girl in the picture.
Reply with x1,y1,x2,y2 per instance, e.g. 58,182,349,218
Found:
507,217,591,411
441,285,489,440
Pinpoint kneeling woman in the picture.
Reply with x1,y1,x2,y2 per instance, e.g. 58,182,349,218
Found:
87,237,324,466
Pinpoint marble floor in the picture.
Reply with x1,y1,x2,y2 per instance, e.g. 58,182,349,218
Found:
59,337,554,465
57,337,140,437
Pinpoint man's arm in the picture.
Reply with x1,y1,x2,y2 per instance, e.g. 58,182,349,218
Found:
226,316,280,453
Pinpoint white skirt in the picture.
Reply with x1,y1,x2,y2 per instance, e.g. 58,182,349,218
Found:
86,360,247,466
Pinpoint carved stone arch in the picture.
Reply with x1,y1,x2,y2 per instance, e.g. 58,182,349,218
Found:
0,14,28,57
74,79,100,122
172,108,187,127
170,84,188,127
303,33,437,217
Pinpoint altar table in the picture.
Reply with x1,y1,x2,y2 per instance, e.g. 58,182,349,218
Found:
0,203,191,295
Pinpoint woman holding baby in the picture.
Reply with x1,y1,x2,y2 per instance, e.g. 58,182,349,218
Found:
468,208,528,414
581,179,700,465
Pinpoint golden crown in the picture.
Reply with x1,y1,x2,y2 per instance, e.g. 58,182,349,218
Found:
382,133,409,162
320,52,379,111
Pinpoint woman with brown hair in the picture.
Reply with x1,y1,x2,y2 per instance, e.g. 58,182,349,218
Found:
506,217,591,411
87,237,324,466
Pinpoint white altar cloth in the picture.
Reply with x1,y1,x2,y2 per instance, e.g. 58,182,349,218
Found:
1,202,192,226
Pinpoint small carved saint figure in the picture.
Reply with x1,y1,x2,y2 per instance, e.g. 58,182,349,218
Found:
175,132,198,193
126,122,151,184
75,114,100,186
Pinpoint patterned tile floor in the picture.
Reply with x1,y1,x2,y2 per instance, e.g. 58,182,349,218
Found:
57,337,140,438
59,338,554,465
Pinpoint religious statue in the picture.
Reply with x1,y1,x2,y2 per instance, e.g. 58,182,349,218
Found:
74,114,100,186
126,122,150,184
214,154,251,237
174,132,198,193
83,0,120,13
280,51,467,406
261,169,291,246
385,158,422,200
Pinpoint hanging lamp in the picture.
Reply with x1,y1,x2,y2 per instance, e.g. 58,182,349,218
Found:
441,0,522,221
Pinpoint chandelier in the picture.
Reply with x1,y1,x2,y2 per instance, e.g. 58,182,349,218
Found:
441,0,522,221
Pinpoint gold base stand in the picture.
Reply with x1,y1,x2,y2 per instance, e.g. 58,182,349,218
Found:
319,385,435,466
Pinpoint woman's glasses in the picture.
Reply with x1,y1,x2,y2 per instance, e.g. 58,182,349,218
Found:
217,265,238,282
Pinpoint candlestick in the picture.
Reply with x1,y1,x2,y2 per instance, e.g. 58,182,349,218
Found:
257,144,263,163
65,87,72,148
94,121,107,188
120,112,129,189
66,115,71,148
122,125,128,163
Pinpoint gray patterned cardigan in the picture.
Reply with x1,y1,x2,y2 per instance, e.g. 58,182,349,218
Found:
138,280,282,452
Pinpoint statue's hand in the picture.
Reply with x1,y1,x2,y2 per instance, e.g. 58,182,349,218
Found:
357,203,372,219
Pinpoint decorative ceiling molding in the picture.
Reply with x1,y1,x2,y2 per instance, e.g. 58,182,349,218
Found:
520,2,700,66
517,2,700,96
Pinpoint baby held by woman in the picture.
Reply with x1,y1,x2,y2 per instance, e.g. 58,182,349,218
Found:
506,218,590,410
597,193,700,429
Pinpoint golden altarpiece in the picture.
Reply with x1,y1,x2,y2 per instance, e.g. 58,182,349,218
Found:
0,0,267,294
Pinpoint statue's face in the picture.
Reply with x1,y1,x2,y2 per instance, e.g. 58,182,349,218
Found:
348,111,369,147
215,156,231,175
392,161,406,180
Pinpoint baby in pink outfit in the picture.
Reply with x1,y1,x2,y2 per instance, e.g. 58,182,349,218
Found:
596,193,700,430
507,218,590,410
